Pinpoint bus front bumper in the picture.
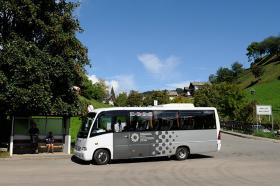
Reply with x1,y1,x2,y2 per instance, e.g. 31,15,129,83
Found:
74,149,92,161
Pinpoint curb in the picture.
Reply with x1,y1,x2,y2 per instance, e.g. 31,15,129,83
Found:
221,130,280,143
0,153,72,161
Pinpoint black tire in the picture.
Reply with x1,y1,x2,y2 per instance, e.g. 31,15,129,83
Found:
175,147,189,160
93,149,110,165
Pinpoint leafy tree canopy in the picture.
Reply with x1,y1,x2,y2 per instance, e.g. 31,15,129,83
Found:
246,35,280,63
0,0,89,116
171,96,193,104
209,62,244,84
80,75,107,102
127,90,143,107
251,65,264,80
231,62,244,77
194,83,246,120
143,90,169,106
115,92,128,107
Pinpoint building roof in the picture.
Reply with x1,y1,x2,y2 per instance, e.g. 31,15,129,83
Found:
167,90,178,96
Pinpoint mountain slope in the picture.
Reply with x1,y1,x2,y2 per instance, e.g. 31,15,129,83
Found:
237,59,280,123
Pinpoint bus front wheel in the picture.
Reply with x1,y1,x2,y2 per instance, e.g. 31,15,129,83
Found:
175,147,189,160
93,149,110,165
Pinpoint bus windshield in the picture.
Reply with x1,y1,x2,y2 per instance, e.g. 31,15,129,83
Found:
77,113,96,138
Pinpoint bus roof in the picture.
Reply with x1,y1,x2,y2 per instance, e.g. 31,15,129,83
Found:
92,104,217,113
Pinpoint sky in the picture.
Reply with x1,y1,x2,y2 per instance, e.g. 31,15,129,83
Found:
75,0,280,94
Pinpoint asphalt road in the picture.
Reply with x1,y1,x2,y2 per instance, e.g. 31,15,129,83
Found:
0,134,280,186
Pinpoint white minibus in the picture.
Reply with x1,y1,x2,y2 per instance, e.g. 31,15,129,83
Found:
74,104,221,165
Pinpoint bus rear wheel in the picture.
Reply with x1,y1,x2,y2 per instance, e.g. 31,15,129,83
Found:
175,147,189,160
93,149,110,165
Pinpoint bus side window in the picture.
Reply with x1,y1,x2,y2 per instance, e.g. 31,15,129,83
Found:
98,114,113,131
153,111,177,131
179,112,195,130
129,111,153,132
202,111,216,129
180,110,216,130
111,111,130,132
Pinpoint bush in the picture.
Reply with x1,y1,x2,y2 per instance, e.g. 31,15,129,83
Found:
0,151,9,158
253,131,279,139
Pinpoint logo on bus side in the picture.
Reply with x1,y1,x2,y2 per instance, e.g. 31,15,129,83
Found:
131,133,140,143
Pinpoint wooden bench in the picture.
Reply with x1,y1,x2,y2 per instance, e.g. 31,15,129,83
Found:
38,142,63,153
13,139,64,154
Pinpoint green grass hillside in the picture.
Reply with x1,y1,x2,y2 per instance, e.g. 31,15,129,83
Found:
237,61,280,89
237,59,280,123
244,80,280,122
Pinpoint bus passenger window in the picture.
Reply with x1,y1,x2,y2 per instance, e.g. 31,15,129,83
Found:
111,112,129,132
153,111,177,131
179,110,216,130
114,119,127,132
98,115,112,132
129,112,153,131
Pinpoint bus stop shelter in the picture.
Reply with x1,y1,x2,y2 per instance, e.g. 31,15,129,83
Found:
9,116,71,156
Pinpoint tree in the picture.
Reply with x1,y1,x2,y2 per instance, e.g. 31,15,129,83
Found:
115,92,128,106
246,42,262,62
238,100,258,123
208,74,217,84
0,0,88,116
251,65,264,80
194,83,246,120
246,35,280,63
171,96,193,103
127,90,143,106
175,88,184,95
231,62,244,77
261,36,280,56
142,90,169,106
216,67,235,83
110,87,116,102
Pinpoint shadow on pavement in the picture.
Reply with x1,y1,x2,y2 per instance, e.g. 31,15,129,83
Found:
110,156,170,164
71,155,91,165
110,154,213,165
71,154,213,165
189,154,213,159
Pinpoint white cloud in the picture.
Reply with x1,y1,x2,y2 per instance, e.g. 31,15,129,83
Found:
87,74,99,84
137,53,180,80
105,74,136,94
87,74,136,94
105,79,119,91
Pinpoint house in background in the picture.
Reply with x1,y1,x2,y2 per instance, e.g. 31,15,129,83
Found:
184,82,207,97
167,90,178,101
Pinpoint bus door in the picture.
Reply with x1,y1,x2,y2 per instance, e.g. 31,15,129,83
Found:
129,111,154,158
112,111,131,159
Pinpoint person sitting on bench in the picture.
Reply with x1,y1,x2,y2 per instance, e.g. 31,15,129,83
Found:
45,132,55,153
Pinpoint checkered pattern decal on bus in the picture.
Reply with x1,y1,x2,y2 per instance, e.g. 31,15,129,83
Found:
152,131,178,156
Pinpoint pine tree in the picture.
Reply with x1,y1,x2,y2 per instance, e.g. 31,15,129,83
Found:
110,87,116,102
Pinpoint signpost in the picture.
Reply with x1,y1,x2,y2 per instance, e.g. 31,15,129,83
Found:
154,100,158,106
256,105,273,131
